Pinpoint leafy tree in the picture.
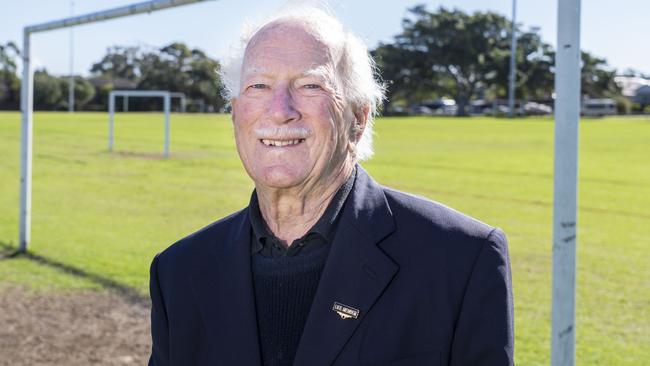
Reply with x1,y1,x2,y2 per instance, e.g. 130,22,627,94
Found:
32,70,96,110
34,69,63,110
137,43,190,107
60,76,96,110
0,42,20,109
379,6,516,115
488,29,555,101
90,42,226,112
185,48,226,112
138,42,226,111
374,5,623,115
373,42,448,111
90,46,140,81
580,51,621,98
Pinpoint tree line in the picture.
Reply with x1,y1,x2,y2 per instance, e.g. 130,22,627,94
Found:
373,6,624,115
0,42,227,112
0,5,635,114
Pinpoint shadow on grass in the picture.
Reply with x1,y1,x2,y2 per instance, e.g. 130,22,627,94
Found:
0,241,148,307
371,159,650,188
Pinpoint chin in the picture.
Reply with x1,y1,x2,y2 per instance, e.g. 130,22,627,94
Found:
256,164,308,189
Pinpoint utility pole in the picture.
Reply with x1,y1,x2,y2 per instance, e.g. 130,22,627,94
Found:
507,0,517,118
68,1,75,112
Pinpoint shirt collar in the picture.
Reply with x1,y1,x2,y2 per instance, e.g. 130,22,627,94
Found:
249,166,357,254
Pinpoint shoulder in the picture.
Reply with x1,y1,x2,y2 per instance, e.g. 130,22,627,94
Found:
382,186,500,243
155,208,247,269
379,186,509,296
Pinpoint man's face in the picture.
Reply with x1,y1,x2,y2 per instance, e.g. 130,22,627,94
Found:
231,23,354,190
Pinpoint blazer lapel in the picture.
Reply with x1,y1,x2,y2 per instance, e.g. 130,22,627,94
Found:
190,210,262,365
293,166,398,366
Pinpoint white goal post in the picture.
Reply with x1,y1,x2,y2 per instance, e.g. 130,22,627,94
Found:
108,90,185,157
120,91,186,112
552,0,581,365
18,0,214,252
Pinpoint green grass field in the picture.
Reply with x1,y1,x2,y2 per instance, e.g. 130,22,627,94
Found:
0,111,648,365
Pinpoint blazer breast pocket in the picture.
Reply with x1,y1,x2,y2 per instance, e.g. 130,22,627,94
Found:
388,351,441,366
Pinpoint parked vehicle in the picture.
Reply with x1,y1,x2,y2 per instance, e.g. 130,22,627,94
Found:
416,98,457,116
470,99,552,116
581,98,617,117
523,102,553,115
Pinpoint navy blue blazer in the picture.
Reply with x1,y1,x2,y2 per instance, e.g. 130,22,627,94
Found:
149,167,514,365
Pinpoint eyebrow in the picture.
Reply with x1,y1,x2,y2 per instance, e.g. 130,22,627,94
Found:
301,66,330,79
242,65,331,80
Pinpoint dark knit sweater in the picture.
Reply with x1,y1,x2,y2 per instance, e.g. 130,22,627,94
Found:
248,169,356,365
251,244,330,366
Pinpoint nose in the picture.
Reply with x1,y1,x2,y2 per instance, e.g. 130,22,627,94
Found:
266,84,300,124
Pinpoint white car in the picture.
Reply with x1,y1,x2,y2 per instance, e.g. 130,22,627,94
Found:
581,99,617,117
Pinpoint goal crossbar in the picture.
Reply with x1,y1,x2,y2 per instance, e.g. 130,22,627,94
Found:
119,91,186,112
108,90,176,157
18,0,214,252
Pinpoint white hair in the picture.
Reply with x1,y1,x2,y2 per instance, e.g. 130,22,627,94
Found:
221,5,385,161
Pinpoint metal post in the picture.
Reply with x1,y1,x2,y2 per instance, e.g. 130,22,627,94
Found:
108,92,115,151
508,0,517,118
25,0,213,33
164,93,171,158
18,0,214,252
123,95,129,112
170,92,186,113
19,30,33,252
68,1,75,112
552,0,581,365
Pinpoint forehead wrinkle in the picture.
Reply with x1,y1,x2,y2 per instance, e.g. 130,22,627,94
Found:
241,65,331,83
240,22,341,93
245,44,332,68
241,66,271,79
242,57,336,84
243,22,334,63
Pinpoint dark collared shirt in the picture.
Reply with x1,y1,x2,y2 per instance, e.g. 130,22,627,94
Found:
248,168,356,258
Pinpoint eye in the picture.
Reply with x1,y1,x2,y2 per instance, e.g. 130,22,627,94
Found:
303,84,322,90
249,83,268,90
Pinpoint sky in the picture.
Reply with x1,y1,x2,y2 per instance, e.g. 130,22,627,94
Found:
1,0,648,77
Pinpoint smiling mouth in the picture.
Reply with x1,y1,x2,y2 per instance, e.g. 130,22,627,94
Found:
260,139,305,147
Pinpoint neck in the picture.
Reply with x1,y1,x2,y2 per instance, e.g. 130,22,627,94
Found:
255,161,354,245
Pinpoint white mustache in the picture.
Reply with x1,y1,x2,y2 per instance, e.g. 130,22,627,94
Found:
254,126,311,139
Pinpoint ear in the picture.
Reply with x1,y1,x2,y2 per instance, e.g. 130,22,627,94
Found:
230,97,237,121
352,104,370,142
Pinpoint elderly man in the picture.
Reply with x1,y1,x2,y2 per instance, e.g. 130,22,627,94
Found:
149,7,513,366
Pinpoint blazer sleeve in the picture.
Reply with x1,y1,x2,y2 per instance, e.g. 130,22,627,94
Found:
149,253,170,366
450,228,515,366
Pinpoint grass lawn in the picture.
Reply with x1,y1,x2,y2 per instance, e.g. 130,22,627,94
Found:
0,111,648,365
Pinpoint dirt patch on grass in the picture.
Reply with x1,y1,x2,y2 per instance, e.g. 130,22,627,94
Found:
0,287,151,366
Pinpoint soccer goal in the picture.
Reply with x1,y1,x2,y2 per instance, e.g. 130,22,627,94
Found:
18,0,213,252
108,90,186,157
119,91,186,112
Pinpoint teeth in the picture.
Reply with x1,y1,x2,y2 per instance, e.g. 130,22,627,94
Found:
261,139,303,147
